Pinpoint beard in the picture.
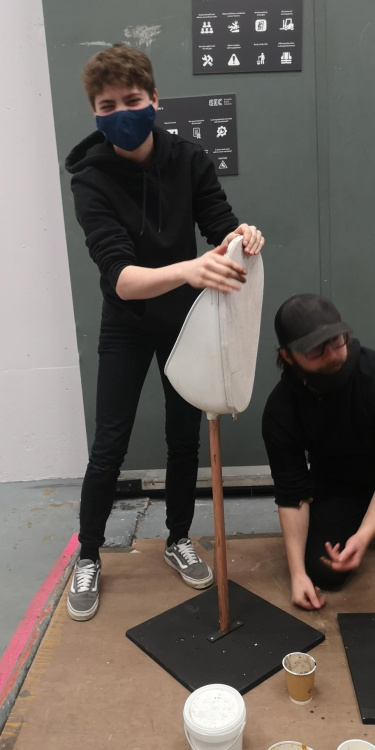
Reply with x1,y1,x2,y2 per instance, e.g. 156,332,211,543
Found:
312,358,346,374
288,351,347,378
288,345,355,394
288,360,343,379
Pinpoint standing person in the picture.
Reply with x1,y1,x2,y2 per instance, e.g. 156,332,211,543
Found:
262,293,375,610
65,44,264,621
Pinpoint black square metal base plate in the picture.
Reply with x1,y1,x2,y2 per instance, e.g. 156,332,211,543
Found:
126,580,325,694
338,613,375,724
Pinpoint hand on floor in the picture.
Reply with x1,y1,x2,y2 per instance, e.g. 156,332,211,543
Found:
291,572,326,610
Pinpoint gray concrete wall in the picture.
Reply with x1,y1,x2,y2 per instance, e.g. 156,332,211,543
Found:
42,0,375,471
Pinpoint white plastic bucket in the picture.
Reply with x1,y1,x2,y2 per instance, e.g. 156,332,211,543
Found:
337,742,375,750
183,684,246,750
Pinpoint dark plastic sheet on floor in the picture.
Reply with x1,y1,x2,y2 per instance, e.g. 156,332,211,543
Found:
338,613,375,724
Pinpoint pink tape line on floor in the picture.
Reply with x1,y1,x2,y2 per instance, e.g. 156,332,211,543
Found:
0,532,79,702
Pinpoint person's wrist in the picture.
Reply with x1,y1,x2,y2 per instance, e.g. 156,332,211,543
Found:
176,260,189,285
290,567,307,581
356,526,373,548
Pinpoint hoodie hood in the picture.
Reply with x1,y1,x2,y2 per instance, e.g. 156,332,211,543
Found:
65,127,173,235
65,130,112,174
65,126,172,176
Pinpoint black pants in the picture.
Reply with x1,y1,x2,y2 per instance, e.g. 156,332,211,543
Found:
79,318,202,550
305,494,371,589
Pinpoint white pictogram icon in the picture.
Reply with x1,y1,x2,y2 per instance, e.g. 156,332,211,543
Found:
219,160,228,169
255,19,267,32
201,21,213,34
281,51,292,64
280,18,294,30
228,20,240,33
167,128,178,134
202,54,214,67
228,53,240,66
216,125,227,137
257,52,265,65
193,127,201,139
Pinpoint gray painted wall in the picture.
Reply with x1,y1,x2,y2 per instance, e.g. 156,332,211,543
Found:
42,0,375,470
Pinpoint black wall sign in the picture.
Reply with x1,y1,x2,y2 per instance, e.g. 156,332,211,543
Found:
157,94,238,176
192,0,302,74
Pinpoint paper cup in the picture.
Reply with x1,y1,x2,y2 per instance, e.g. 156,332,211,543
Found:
337,742,375,750
267,743,315,750
282,652,316,704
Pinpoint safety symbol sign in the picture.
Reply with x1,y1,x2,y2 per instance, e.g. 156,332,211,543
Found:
255,19,267,32
192,0,302,74
228,20,240,33
281,51,292,64
228,53,240,66
201,21,214,34
157,94,238,176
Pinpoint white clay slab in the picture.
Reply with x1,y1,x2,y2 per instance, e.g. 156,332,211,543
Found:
164,235,264,417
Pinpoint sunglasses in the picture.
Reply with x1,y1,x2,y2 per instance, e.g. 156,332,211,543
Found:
304,332,349,361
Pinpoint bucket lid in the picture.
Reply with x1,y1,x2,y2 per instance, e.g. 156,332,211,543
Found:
188,686,242,730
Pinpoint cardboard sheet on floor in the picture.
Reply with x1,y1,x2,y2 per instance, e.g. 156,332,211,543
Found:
2,537,375,750
127,579,324,693
338,613,375,724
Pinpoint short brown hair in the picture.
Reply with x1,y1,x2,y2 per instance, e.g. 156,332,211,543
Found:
82,44,156,108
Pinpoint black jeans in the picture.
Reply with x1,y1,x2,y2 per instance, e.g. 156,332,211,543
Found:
305,494,372,589
79,317,202,550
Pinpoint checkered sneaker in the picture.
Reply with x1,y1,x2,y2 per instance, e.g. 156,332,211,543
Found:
164,538,213,589
67,559,101,621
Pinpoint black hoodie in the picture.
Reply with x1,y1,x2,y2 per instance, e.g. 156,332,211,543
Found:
262,340,375,507
65,126,239,335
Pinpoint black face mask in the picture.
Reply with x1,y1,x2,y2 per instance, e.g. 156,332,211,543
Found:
96,105,156,151
301,340,359,394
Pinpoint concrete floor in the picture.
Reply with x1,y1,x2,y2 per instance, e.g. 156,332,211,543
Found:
4,537,375,749
0,479,279,656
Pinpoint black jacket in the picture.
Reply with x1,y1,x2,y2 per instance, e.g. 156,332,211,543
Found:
262,340,375,507
65,126,238,335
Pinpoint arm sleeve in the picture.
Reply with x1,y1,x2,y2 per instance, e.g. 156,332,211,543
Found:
191,148,239,247
262,392,312,508
71,174,136,290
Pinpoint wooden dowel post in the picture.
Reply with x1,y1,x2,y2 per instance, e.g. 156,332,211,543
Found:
208,417,230,635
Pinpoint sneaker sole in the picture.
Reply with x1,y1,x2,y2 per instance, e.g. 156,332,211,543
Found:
67,596,99,622
164,555,213,589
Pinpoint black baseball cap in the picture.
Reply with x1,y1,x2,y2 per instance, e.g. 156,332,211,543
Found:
275,293,352,354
